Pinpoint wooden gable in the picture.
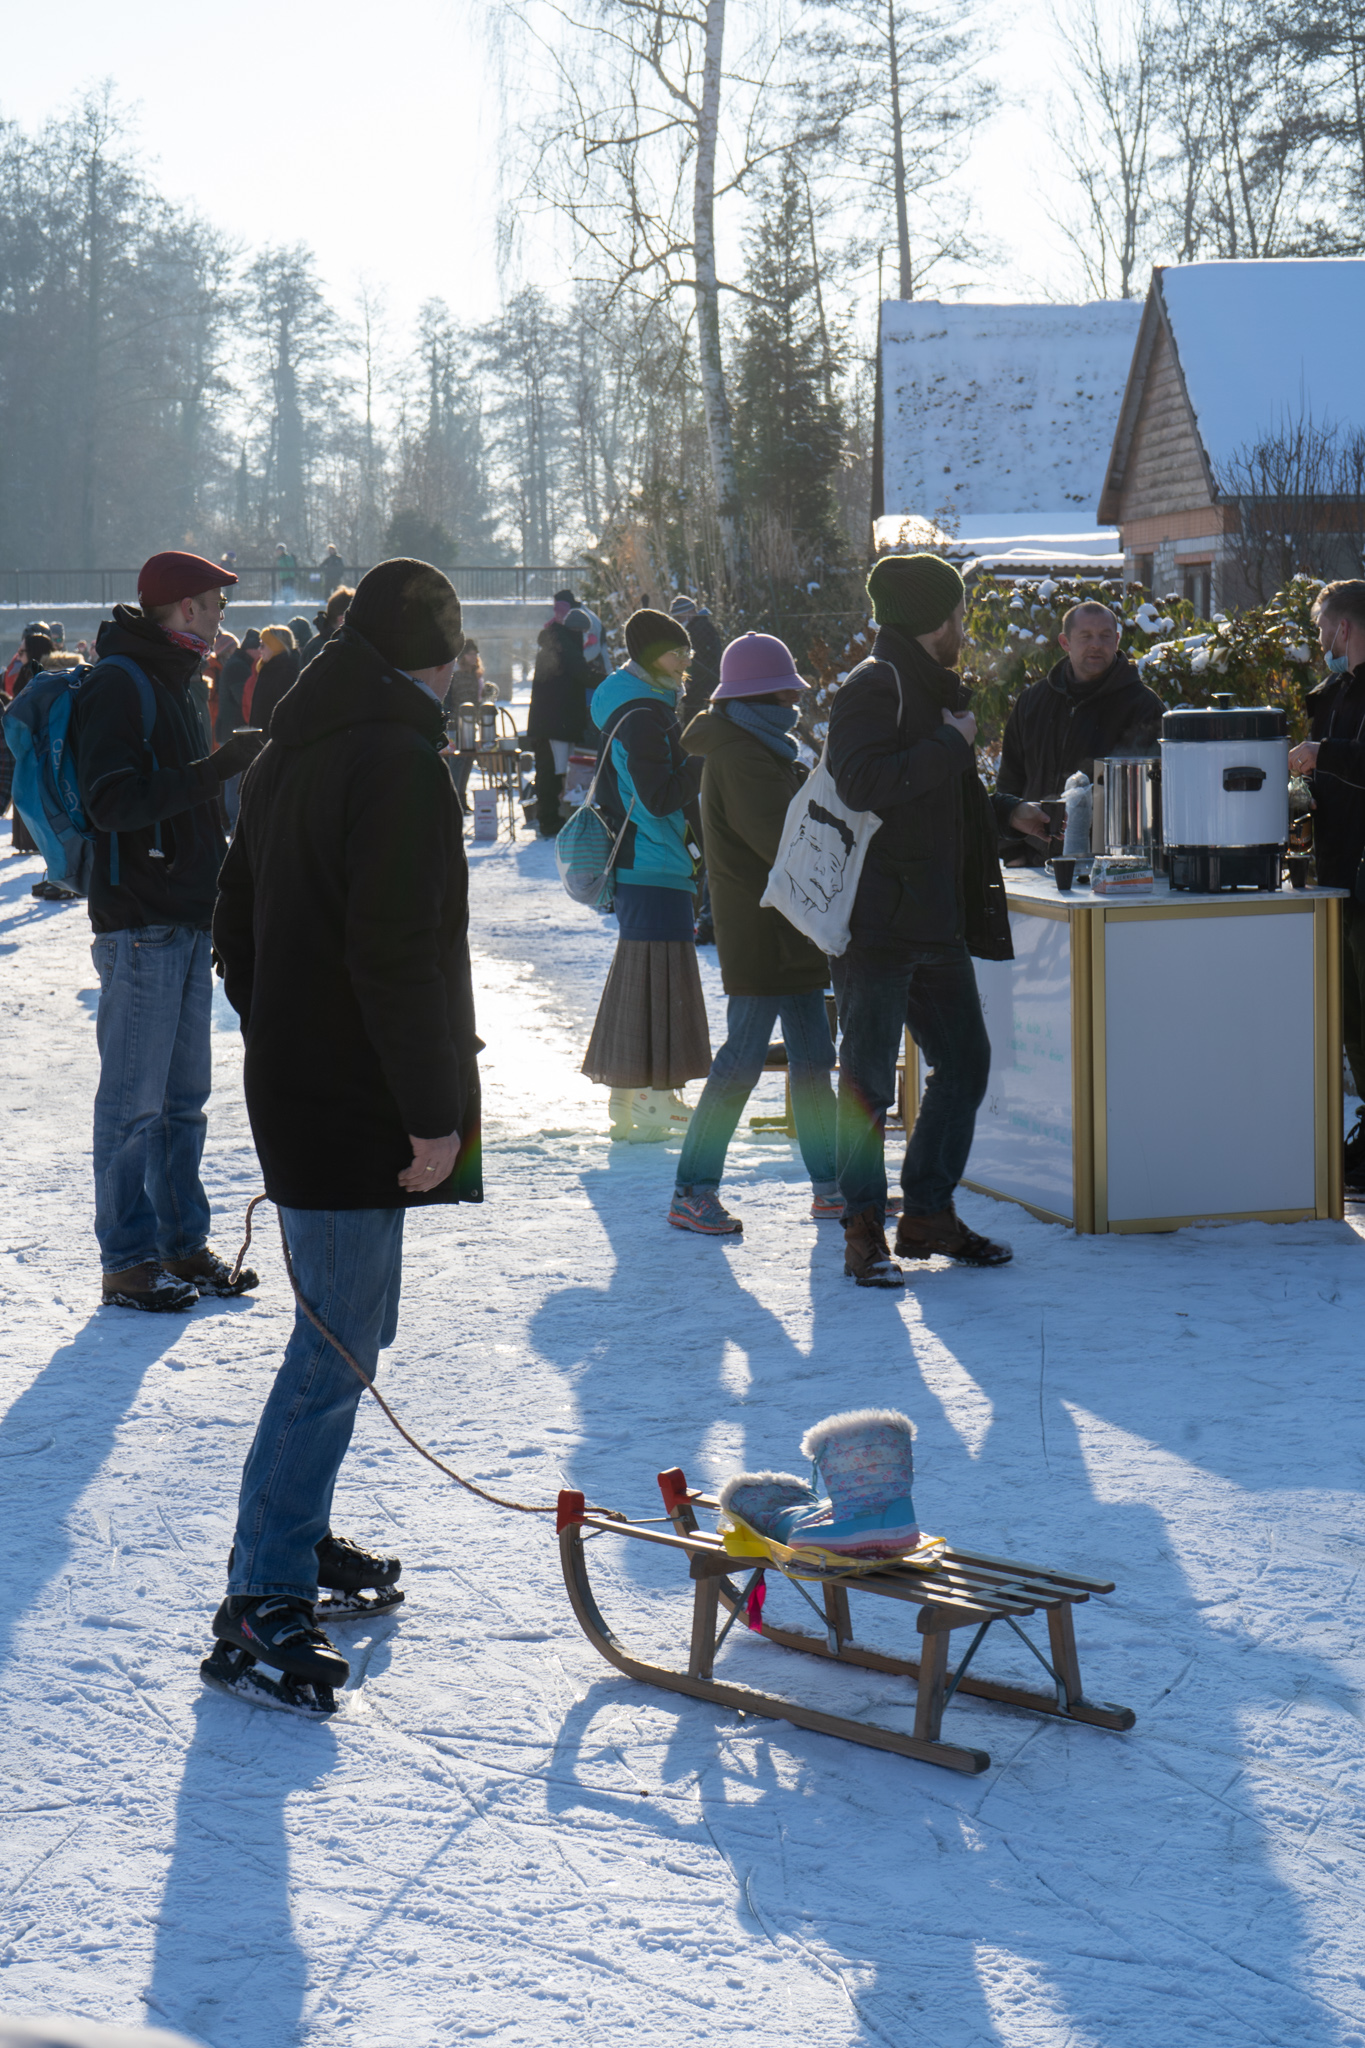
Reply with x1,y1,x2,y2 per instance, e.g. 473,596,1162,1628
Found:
1099,279,1218,529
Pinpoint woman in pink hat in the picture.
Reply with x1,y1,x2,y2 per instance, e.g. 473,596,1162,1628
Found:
667,632,839,1235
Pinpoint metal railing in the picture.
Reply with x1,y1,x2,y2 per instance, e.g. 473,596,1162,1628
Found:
0,565,584,609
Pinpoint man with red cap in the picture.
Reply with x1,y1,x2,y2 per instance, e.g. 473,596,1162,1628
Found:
76,550,267,1311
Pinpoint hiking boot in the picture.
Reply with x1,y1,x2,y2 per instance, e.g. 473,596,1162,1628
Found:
212,1594,349,1689
101,1262,199,1313
669,1188,743,1235
162,1247,259,1297
843,1208,904,1288
810,1191,844,1220
895,1205,1013,1267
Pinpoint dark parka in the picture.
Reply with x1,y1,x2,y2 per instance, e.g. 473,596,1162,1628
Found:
682,708,828,995
1305,661,1365,891
827,624,1011,961
680,609,725,726
212,627,482,1211
74,606,227,934
248,645,302,735
991,654,1164,863
527,620,592,744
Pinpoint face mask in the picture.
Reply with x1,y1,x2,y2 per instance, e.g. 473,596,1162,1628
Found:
1325,622,1352,674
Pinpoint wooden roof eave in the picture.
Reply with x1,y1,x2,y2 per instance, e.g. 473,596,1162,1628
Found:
1097,268,1221,525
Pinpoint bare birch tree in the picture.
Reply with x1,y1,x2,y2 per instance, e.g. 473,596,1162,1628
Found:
1047,0,1159,299
500,0,790,585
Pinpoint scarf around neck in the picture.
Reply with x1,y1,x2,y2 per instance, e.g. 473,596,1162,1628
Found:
722,699,800,759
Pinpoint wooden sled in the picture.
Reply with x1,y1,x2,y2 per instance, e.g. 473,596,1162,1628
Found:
556,1468,1135,1774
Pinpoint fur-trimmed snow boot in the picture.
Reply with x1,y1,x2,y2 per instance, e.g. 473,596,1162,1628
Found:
717,1470,819,1542
796,1408,920,1556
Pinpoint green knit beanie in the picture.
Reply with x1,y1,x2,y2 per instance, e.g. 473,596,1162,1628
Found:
866,553,966,637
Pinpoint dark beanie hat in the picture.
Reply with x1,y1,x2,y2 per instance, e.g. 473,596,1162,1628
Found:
866,553,966,637
346,558,464,669
624,607,689,671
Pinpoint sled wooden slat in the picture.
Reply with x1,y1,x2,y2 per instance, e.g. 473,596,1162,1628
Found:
553,1471,1136,1773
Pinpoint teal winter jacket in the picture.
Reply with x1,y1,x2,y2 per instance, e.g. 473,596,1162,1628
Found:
590,663,702,891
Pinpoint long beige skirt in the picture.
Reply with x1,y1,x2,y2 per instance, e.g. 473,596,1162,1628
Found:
582,939,713,1089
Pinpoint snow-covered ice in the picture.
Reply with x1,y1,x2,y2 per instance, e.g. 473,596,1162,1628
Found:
3,833,1365,2046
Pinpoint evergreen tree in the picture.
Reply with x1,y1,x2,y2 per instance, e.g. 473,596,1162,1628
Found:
732,159,845,555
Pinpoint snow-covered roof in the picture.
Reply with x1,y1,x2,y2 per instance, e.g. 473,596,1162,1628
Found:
879,299,1143,530
1160,259,1365,467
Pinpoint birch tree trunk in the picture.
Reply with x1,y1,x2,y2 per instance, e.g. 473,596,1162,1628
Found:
693,0,744,584
887,2,914,298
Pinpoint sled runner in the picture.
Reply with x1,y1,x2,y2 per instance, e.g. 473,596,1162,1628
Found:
556,1468,1135,1774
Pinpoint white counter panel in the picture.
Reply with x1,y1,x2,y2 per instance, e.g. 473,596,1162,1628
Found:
1103,912,1316,1221
965,913,1074,1220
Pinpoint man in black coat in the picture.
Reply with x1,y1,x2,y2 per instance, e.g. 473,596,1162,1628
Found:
208,558,481,1706
827,553,1013,1286
527,601,592,836
75,551,265,1312
671,594,724,726
992,603,1164,864
1292,580,1365,1183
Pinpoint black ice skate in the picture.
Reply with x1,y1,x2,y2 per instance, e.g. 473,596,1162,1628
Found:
315,1531,405,1624
205,1593,349,1716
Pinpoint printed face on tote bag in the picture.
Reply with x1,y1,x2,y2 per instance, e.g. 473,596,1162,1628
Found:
789,799,857,912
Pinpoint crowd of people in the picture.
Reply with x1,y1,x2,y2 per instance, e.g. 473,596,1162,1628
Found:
4,543,1365,1709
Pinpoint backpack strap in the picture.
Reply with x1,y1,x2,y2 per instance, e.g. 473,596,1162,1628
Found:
91,654,161,887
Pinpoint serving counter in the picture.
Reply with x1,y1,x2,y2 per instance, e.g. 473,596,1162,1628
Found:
910,871,1346,1234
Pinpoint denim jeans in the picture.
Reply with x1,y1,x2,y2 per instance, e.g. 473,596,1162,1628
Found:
675,990,838,1194
229,1207,405,1600
90,925,213,1273
833,941,990,1222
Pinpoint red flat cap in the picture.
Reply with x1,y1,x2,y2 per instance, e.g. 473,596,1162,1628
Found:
138,550,239,608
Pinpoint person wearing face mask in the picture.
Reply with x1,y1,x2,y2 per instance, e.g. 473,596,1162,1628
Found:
1293,581,1365,1187
581,608,710,1141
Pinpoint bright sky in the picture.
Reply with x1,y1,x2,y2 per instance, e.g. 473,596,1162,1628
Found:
2,0,1082,359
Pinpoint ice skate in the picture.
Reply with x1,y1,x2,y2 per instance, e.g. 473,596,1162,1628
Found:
315,1531,405,1623
199,1637,341,1719
209,1592,349,1708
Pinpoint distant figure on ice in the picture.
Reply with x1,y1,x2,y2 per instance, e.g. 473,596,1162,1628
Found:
668,632,840,1235
75,551,265,1311
582,608,711,1141
827,553,1013,1286
528,595,593,837
991,602,1163,867
670,592,724,726
318,542,346,596
274,542,298,607
207,558,482,1713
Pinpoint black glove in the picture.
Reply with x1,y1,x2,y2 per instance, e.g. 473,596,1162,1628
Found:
211,728,267,782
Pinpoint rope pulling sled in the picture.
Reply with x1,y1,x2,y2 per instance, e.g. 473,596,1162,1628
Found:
217,1204,1134,1765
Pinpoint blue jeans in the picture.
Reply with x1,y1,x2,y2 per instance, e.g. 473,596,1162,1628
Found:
833,941,990,1222
675,991,838,1193
90,926,213,1273
229,1207,405,1599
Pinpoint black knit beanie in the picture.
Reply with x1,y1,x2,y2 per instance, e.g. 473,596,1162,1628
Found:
346,558,464,670
625,607,689,671
866,552,966,638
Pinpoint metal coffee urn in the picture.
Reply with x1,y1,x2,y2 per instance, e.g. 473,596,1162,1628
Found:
1161,704,1289,892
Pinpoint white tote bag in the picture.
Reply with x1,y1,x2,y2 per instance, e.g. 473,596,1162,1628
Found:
759,664,901,958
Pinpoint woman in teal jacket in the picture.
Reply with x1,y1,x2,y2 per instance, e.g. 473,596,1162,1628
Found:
581,609,712,1141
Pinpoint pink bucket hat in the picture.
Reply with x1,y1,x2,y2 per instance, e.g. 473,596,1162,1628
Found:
711,631,802,700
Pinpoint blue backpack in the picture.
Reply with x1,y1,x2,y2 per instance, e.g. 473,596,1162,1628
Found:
4,655,159,895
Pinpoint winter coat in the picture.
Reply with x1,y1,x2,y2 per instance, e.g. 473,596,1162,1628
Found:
248,646,302,735
217,647,254,733
212,626,482,1211
74,606,227,934
682,708,828,995
319,551,346,596
590,663,702,892
681,610,724,726
991,654,1164,863
1306,663,1365,892
827,624,1012,962
527,621,592,744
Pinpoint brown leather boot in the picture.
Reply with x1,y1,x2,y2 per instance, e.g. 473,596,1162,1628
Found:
101,1261,199,1312
843,1207,905,1288
894,1205,1012,1266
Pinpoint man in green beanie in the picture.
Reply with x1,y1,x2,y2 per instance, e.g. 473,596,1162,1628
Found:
825,552,1013,1285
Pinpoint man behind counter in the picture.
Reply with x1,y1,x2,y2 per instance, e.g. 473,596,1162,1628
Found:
992,602,1164,863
